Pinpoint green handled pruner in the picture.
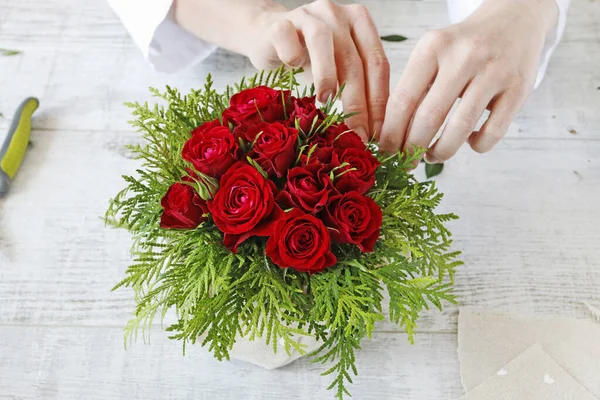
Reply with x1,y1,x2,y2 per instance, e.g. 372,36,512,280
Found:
0,97,39,198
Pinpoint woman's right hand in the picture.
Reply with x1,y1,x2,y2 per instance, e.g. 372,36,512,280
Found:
175,0,389,140
246,0,390,141
175,0,389,141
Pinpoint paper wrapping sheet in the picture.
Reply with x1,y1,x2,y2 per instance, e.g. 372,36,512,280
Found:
458,308,600,398
461,343,597,400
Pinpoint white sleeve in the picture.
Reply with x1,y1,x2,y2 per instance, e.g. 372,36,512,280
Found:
446,0,570,88
108,0,218,73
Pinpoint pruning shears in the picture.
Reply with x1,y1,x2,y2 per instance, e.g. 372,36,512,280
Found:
0,97,39,198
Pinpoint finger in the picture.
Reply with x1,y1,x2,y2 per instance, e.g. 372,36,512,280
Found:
270,19,308,68
469,91,523,153
379,41,437,152
288,10,338,103
334,34,370,141
301,2,368,139
426,83,496,163
402,67,471,157
348,4,390,139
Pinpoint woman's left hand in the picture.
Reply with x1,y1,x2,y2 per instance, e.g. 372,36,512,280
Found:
379,0,559,162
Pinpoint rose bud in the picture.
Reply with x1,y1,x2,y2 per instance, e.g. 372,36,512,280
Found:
303,135,334,165
289,96,324,134
324,191,382,252
323,123,366,150
302,123,365,166
160,182,208,229
190,119,223,136
266,208,337,274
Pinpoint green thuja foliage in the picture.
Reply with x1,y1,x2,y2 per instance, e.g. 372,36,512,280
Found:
106,65,461,400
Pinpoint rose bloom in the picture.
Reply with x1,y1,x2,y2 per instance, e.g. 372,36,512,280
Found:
277,164,333,214
160,182,208,229
245,122,298,178
190,119,223,136
323,123,366,150
303,124,366,165
330,147,380,194
208,162,282,251
289,96,324,134
266,209,337,274
223,86,290,125
324,191,382,252
182,123,238,179
303,135,333,165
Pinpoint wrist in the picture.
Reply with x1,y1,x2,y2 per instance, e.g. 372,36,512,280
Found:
470,0,559,40
528,0,560,37
239,2,288,58
174,0,287,56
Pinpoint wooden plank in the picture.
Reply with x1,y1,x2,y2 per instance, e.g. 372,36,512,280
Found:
0,0,599,137
1,130,598,330
437,138,600,322
0,0,599,398
0,326,463,400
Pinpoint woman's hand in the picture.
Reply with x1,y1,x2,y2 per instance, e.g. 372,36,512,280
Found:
174,0,389,141
378,0,559,162
248,0,390,140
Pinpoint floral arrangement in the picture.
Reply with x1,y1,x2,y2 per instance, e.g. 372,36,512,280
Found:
106,67,461,399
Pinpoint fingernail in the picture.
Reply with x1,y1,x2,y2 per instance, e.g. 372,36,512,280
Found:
425,153,440,164
372,123,383,140
320,90,334,103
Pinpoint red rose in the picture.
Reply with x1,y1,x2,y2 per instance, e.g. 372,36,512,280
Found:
303,135,334,165
231,121,255,143
289,96,324,134
182,124,238,179
223,86,290,125
246,122,298,178
160,182,208,229
323,123,366,150
302,124,365,165
324,192,382,252
190,119,223,136
208,162,283,251
266,209,337,274
330,148,380,194
276,164,333,214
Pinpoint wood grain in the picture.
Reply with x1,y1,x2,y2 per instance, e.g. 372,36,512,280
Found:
0,327,462,400
0,0,599,399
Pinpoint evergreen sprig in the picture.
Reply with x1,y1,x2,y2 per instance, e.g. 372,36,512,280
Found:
106,65,462,399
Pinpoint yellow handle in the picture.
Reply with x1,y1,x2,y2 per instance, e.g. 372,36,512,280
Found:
0,97,39,179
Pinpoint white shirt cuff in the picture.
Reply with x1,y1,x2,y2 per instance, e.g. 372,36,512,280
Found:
446,0,570,89
108,0,217,72
535,0,570,88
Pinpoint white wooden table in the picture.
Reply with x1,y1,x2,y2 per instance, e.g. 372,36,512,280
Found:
1,0,599,398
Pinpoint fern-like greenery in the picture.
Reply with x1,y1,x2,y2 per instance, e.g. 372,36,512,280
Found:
106,65,461,399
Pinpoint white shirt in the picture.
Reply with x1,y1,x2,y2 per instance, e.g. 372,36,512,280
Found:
108,0,569,88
